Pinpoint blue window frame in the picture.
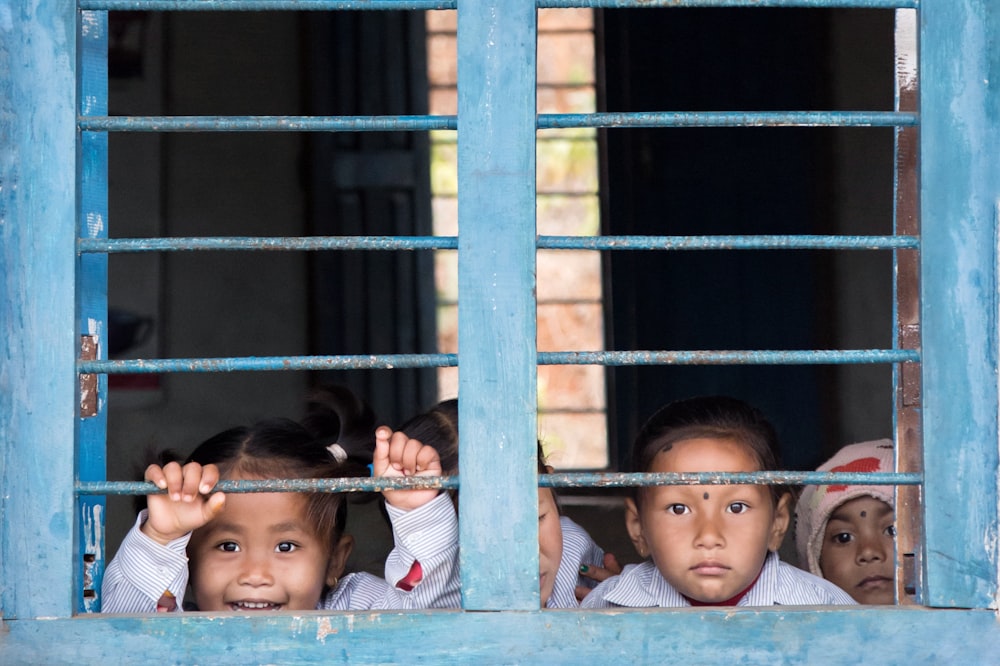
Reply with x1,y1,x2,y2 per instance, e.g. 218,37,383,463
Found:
2,0,998,662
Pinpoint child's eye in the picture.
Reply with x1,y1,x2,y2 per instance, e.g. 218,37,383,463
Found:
276,542,298,553
884,524,897,538
726,502,749,514
667,504,689,515
832,532,853,545
217,541,240,553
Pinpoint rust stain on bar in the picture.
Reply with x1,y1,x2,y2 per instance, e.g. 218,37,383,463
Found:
80,335,98,417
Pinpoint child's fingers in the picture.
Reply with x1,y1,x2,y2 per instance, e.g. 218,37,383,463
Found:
203,491,227,521
602,552,622,576
198,464,220,496
399,438,425,475
413,444,442,475
372,426,392,476
179,462,205,502
159,461,185,501
144,464,168,491
578,553,622,583
387,431,414,472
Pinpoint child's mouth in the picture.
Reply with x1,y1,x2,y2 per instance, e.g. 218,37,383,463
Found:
229,601,283,611
857,575,893,589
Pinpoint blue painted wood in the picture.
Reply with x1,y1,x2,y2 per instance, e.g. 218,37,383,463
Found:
74,0,918,10
919,0,1000,609
77,8,109,614
3,0,1000,661
457,0,539,610
2,609,999,664
0,0,78,620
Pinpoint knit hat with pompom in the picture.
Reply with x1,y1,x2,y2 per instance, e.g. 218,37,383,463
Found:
794,439,895,577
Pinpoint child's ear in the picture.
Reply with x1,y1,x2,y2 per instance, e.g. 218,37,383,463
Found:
767,492,793,552
624,497,650,559
326,533,355,587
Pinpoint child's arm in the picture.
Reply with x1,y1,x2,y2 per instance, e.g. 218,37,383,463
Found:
373,426,460,608
101,462,224,613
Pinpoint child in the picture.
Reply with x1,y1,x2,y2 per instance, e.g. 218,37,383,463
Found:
582,395,856,608
396,398,611,608
101,386,459,612
794,439,896,605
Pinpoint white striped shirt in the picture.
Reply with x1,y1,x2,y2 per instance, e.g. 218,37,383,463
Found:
580,551,856,608
101,492,459,612
546,516,606,609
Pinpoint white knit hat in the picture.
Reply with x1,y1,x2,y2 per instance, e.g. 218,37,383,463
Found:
794,439,895,577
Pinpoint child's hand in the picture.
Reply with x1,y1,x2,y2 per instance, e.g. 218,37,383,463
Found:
574,553,622,602
140,461,226,545
373,426,443,512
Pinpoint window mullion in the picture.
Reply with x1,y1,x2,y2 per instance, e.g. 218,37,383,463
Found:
456,0,539,610
919,0,1000,608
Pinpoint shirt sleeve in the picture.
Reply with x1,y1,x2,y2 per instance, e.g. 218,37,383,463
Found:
100,510,191,614
382,492,460,609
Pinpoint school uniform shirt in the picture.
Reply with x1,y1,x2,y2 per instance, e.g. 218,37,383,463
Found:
382,492,461,608
546,516,606,609
580,551,856,608
101,492,459,613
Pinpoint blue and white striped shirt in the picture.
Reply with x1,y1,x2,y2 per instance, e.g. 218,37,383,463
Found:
580,551,856,608
547,516,606,609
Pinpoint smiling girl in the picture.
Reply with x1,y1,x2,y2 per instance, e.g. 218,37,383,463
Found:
101,386,459,613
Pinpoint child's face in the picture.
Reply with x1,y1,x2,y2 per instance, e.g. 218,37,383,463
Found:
538,488,563,606
818,495,895,604
187,490,342,612
626,437,790,604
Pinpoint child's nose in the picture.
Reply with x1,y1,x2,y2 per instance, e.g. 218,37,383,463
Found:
237,554,275,586
857,536,888,564
693,516,725,549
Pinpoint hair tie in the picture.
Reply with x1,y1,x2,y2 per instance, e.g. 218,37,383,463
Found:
326,442,348,463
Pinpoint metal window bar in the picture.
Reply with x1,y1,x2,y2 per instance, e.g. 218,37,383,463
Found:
3,0,1000,661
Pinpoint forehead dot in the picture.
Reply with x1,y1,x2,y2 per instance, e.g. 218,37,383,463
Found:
860,510,867,518
703,492,710,500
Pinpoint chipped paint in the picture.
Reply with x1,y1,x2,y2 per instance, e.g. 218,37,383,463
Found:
85,211,105,237
895,9,918,94
315,616,339,642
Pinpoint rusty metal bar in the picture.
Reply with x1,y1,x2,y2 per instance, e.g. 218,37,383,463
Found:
78,234,919,254
76,348,919,375
540,111,919,128
76,470,923,496
78,115,456,132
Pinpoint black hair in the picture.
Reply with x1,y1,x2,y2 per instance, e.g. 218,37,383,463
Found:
399,398,459,475
631,395,789,507
399,398,556,508
138,385,376,553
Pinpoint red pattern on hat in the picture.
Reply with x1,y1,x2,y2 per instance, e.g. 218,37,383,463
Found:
828,457,881,492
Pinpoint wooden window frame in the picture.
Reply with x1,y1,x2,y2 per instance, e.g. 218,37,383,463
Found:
2,0,998,661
